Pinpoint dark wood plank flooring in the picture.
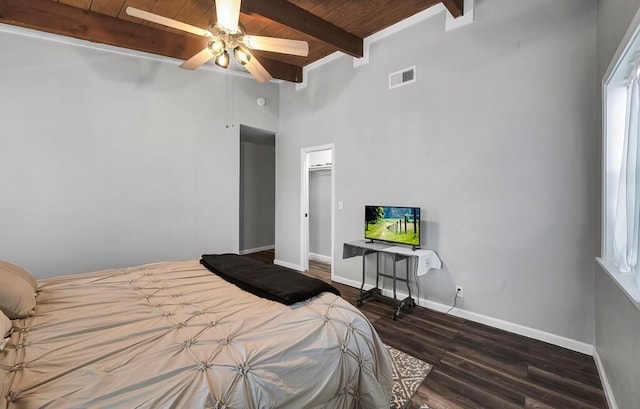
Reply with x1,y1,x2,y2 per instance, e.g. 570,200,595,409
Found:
246,250,608,409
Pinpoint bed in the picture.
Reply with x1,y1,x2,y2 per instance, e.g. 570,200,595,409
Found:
0,257,393,409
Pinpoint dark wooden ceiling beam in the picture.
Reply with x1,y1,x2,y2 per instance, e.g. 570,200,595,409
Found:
0,0,303,82
241,0,363,58
0,0,204,58
257,55,304,83
441,0,464,18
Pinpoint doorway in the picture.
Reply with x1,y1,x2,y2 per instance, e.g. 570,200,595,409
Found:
300,144,334,278
239,125,275,255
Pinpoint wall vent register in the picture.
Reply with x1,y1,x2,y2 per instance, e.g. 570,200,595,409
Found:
389,66,416,89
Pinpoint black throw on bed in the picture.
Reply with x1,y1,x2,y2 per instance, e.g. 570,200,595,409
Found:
200,254,340,305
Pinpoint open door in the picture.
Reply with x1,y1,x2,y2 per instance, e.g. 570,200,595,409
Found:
300,145,334,275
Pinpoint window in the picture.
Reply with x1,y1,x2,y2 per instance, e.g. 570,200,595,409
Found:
601,13,640,308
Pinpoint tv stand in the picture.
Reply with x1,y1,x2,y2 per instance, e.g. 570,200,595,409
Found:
343,240,441,320
357,250,416,320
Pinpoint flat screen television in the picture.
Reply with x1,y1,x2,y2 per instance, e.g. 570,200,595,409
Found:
364,205,421,247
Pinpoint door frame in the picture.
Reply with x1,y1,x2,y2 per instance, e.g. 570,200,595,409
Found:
300,144,335,276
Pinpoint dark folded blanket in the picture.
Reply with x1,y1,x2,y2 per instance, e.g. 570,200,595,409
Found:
200,254,340,305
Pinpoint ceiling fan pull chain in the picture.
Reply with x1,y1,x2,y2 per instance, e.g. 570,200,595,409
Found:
225,72,235,129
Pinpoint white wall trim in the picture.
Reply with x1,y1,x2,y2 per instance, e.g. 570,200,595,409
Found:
309,252,332,264
295,52,343,90
330,148,336,282
332,276,594,355
297,1,476,90
448,303,593,356
351,5,445,69
445,0,475,32
593,349,619,409
238,245,275,255
371,3,446,43
353,37,371,68
274,259,304,272
351,0,474,70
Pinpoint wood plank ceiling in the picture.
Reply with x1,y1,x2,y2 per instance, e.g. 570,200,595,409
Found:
0,0,463,83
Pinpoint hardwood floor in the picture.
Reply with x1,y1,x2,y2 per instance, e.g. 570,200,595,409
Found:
246,250,608,409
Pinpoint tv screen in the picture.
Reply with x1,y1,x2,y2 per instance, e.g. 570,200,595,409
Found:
364,205,421,247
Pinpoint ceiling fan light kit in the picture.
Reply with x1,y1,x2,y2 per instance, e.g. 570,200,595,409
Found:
233,47,251,65
208,39,226,57
215,51,230,69
125,0,309,83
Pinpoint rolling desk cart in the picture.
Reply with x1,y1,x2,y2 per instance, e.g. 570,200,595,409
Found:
343,240,441,320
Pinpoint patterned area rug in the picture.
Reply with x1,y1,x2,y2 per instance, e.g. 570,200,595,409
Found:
387,344,433,409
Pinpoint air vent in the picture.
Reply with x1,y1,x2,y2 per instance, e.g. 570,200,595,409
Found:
389,66,416,89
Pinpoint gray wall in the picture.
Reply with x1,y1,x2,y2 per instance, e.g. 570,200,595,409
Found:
0,29,279,278
595,0,640,407
276,0,598,343
239,127,275,251
309,169,332,258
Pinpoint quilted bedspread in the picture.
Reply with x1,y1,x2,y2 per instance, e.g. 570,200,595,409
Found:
0,260,393,409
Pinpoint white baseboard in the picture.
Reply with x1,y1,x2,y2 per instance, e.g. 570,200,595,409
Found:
238,245,274,255
274,259,304,272
593,349,619,409
309,253,332,264
449,304,593,355
332,276,594,355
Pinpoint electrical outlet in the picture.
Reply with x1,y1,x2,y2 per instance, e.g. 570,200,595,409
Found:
455,286,464,298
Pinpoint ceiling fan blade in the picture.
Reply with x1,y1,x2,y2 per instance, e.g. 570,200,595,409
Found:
242,35,309,57
244,52,273,83
180,48,216,70
216,0,241,33
126,7,211,38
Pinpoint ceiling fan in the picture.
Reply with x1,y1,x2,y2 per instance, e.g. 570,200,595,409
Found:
126,0,309,83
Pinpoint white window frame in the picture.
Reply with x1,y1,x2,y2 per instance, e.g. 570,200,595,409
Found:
599,7,640,309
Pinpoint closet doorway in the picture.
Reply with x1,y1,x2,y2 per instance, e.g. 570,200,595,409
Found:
239,125,275,255
300,145,334,278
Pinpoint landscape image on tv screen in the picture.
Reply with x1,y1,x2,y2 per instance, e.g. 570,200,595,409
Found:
365,205,420,246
